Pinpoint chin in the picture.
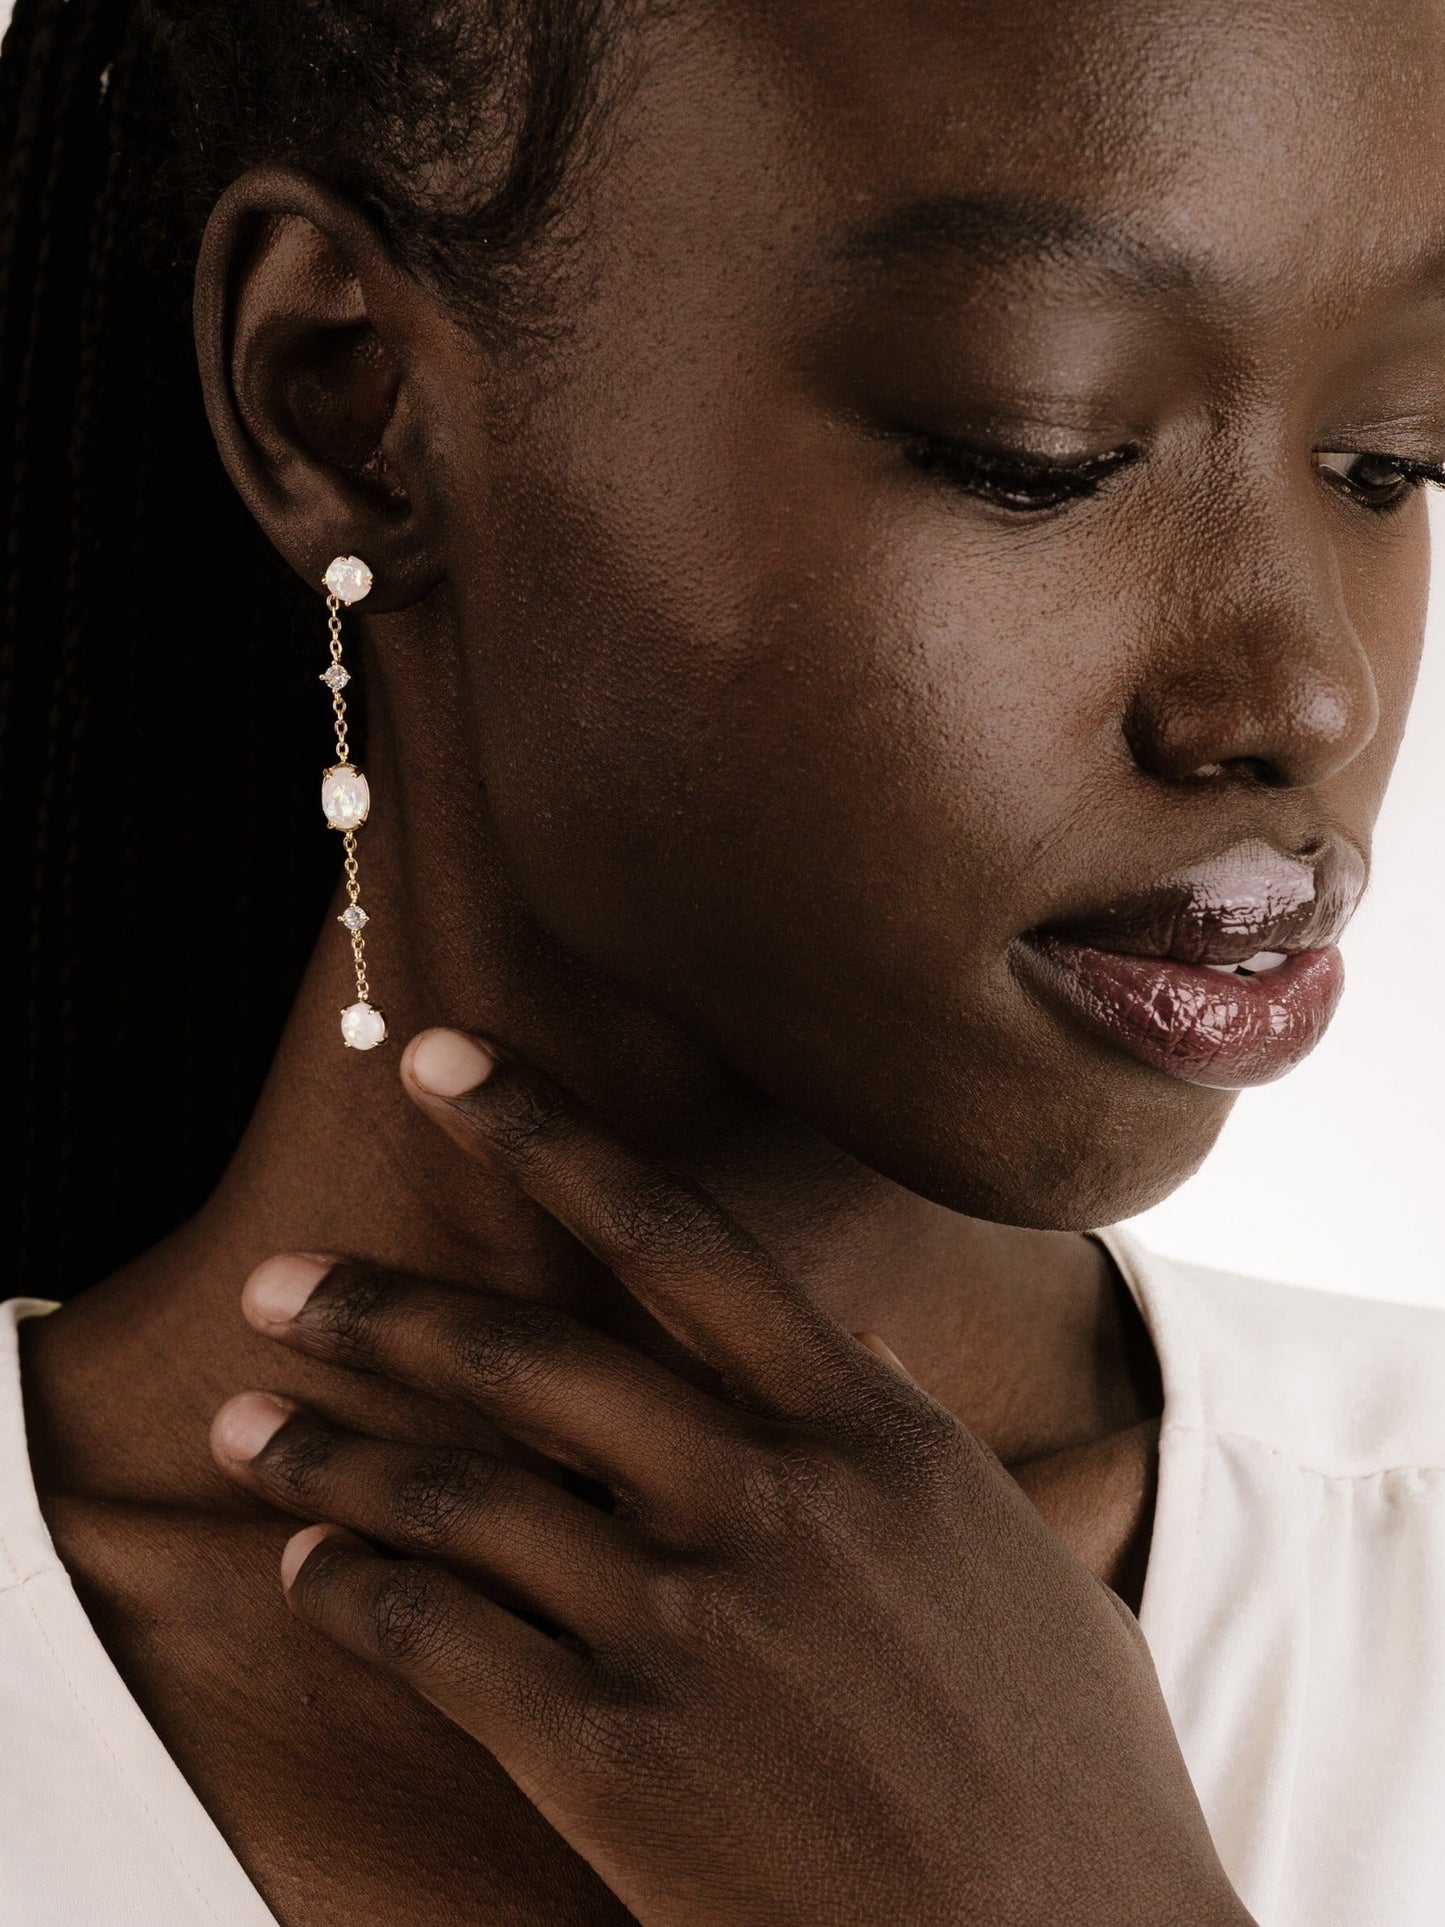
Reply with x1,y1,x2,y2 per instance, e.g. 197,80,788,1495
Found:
849,1061,1238,1233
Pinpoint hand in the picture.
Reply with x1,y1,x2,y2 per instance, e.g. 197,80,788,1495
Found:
212,1030,1251,1927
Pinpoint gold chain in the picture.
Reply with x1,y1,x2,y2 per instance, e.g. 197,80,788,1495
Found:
342,831,369,1001
326,591,370,1014
328,595,350,765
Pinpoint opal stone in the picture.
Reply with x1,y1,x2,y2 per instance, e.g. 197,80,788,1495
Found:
324,556,373,604
340,1002,387,1050
322,765,370,830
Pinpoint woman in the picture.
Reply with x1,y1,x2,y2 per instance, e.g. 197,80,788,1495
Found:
1,0,1441,1920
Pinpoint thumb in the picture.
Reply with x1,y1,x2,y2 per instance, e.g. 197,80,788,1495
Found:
853,1329,920,1386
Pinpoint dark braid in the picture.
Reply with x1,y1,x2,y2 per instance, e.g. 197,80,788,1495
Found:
0,0,610,1297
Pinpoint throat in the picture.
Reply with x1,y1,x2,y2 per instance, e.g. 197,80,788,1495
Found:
1008,1416,1161,1613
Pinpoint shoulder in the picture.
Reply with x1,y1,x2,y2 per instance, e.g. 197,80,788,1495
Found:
1095,1225,1445,1478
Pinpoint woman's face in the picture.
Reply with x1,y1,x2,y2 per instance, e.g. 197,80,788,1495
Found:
414,0,1442,1226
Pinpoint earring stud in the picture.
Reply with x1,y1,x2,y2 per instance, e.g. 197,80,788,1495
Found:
321,555,386,1050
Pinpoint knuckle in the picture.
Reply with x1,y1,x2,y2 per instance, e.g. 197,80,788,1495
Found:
871,1399,960,1477
552,1684,650,1775
830,1383,963,1501
387,1448,499,1549
257,1417,340,1499
626,1693,690,1788
482,1080,568,1163
305,1264,396,1364
648,1556,752,1653
367,1563,451,1666
600,1170,730,1264
737,1439,852,1542
453,1300,571,1397
531,1677,680,1791
597,1696,680,1790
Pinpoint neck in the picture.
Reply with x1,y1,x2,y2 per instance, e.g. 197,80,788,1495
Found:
20,827,1152,1513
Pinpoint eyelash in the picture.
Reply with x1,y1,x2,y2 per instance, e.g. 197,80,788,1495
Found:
903,436,1137,512
902,439,1445,518
1314,451,1445,515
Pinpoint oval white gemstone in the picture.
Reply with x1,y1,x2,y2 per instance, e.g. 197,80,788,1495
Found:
324,555,373,604
341,1002,387,1050
322,766,370,829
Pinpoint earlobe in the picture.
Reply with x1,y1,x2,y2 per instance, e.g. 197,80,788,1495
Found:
193,166,442,612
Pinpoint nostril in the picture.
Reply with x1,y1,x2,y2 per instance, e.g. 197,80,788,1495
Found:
1188,755,1281,788
1123,641,1379,792
1124,694,1287,785
1123,685,1299,788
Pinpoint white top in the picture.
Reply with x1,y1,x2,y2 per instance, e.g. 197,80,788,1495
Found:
1,1230,1443,1924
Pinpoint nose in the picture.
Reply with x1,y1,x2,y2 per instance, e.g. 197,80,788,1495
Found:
1124,527,1382,791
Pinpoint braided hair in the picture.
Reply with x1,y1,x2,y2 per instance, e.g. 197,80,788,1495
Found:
0,0,608,1297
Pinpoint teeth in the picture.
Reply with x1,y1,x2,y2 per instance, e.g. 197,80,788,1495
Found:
1202,950,1290,977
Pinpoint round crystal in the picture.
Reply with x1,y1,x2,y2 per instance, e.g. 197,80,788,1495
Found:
322,765,370,830
324,555,373,604
339,904,369,932
341,1001,387,1050
320,663,351,693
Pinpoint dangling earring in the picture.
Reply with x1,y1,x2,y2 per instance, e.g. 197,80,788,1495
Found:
320,555,386,1051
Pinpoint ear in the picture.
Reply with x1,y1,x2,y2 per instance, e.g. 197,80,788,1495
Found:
194,165,447,612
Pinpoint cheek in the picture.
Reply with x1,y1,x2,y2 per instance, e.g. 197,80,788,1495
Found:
477,488,1121,1011
452,414,1216,1227
1349,517,1433,770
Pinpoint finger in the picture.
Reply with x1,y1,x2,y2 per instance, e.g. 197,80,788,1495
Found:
402,1029,866,1421
854,1330,919,1384
242,1256,760,1501
280,1525,592,1797
211,1392,644,1639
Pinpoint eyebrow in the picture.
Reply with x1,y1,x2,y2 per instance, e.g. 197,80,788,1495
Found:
833,193,1205,301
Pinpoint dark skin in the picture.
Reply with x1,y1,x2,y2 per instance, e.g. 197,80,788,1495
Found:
17,0,1445,1919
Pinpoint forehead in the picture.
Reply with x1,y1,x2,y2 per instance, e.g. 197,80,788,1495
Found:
599,0,1445,326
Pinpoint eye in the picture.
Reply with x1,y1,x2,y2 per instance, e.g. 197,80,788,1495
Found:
903,436,1137,514
1314,449,1443,512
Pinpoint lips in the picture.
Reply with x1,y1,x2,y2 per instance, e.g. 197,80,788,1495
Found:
1017,837,1365,1090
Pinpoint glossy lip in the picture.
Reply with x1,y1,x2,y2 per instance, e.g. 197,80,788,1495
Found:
1015,837,1364,1089
1017,936,1345,1088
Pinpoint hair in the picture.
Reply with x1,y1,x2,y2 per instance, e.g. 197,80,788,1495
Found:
0,0,609,1297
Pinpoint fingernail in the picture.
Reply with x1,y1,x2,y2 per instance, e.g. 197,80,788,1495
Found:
854,1330,918,1384
243,1254,332,1326
408,1028,496,1098
212,1391,294,1463
281,1522,366,1591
